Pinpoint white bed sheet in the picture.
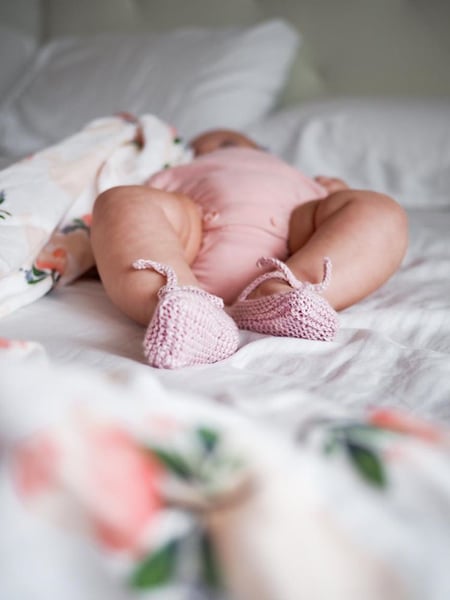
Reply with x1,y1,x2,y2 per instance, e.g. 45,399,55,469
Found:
1,206,449,429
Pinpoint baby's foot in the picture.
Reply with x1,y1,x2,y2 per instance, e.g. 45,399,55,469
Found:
133,259,240,368
230,257,339,341
246,278,291,300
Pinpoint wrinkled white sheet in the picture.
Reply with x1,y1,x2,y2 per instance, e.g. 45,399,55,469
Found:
1,208,448,425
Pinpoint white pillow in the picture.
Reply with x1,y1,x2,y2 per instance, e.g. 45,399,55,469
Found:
246,98,450,209
0,20,299,161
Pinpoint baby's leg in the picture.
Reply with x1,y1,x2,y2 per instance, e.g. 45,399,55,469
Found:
232,189,407,341
284,190,408,310
92,185,239,368
91,185,203,325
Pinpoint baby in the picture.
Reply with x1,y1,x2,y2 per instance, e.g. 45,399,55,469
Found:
91,129,408,368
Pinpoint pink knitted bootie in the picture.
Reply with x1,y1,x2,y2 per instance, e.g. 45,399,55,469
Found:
230,257,339,341
133,259,240,368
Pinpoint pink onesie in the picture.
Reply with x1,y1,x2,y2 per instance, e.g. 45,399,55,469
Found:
147,147,326,304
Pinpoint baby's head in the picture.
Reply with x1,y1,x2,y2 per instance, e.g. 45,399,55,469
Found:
190,129,260,156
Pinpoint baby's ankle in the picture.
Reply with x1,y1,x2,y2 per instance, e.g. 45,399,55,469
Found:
247,279,292,300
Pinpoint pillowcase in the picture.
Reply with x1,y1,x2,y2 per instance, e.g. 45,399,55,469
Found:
246,98,450,209
0,20,299,162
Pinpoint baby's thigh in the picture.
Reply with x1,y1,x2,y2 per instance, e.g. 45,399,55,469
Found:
140,187,203,263
287,199,320,254
92,185,203,268
192,226,288,305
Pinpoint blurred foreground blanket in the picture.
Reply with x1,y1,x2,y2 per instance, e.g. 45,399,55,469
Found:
0,114,192,317
0,347,449,600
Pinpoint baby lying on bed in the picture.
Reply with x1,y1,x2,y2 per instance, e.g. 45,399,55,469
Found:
91,129,408,369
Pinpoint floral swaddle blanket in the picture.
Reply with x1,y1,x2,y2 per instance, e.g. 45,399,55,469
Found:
1,354,450,600
0,113,192,318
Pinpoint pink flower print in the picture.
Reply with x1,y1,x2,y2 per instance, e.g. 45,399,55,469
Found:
35,247,67,276
170,126,182,146
80,213,92,227
0,338,29,351
369,408,446,444
13,423,164,555
14,435,59,497
83,426,163,552
0,337,12,349
116,111,138,124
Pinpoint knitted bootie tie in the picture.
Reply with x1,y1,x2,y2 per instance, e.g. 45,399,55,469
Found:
133,259,240,368
230,257,339,341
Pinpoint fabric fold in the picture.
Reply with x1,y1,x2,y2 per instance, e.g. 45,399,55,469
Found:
0,114,193,318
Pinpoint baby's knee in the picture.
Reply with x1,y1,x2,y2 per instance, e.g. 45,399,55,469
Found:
361,191,409,261
341,190,406,230
371,192,408,239
93,186,171,230
94,185,141,215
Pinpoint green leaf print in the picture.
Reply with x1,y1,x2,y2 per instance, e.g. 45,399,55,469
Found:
323,423,387,489
129,540,178,589
150,447,194,480
0,190,11,219
345,440,386,488
61,218,90,234
196,427,220,453
23,265,51,285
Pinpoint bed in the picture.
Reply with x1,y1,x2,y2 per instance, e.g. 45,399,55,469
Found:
1,1,450,599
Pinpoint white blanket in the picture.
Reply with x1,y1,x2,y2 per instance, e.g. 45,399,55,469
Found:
0,114,192,317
